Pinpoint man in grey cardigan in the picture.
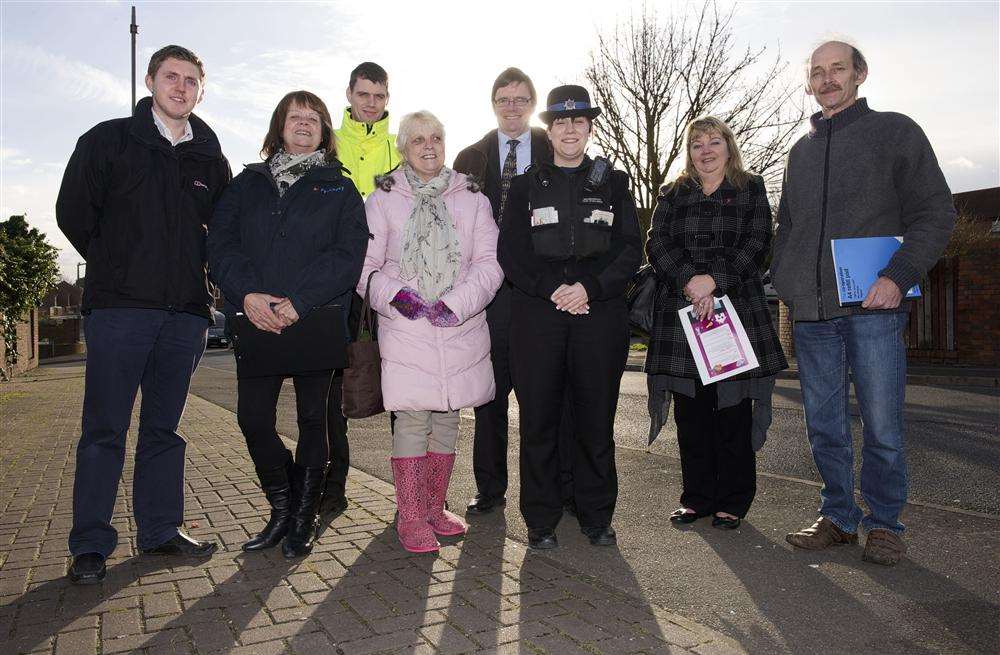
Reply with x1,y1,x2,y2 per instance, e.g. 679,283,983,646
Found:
772,41,955,566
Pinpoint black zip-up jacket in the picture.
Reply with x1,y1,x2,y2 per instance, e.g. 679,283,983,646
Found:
498,157,641,301
452,127,553,219
56,97,232,319
206,158,368,323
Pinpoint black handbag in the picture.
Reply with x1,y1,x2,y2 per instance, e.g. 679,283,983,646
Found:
231,304,347,379
342,271,384,419
625,264,658,336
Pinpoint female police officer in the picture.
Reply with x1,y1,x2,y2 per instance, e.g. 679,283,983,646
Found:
498,85,641,549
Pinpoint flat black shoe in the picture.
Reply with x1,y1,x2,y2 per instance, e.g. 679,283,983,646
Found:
581,526,617,546
68,553,106,584
669,508,701,524
141,531,217,557
320,494,348,518
712,515,741,530
527,528,558,550
466,494,505,515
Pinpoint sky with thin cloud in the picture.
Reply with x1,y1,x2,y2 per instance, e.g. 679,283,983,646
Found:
2,0,997,279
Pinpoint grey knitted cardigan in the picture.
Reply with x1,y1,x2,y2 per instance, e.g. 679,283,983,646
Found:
772,98,956,322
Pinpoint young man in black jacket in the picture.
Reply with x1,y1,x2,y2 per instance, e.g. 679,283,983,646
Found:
454,68,580,517
56,45,231,584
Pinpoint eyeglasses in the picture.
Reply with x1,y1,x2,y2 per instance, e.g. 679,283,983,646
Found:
493,97,532,108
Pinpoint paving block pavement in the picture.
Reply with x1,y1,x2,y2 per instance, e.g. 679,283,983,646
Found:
1,369,744,654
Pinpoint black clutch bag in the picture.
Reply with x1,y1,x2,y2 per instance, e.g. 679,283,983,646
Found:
231,304,348,379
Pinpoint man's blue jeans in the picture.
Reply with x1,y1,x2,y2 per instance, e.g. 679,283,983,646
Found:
69,308,207,557
793,312,908,535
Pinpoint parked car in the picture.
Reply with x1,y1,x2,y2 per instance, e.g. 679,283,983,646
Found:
207,311,229,348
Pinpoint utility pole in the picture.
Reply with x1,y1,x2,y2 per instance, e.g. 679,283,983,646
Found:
130,6,138,115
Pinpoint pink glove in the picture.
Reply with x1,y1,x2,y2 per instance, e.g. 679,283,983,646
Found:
427,300,460,327
390,288,429,320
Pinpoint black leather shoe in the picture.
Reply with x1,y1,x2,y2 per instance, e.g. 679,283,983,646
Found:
527,528,558,550
141,531,217,557
669,508,702,524
320,494,348,519
712,515,742,530
466,494,505,515
581,526,617,546
68,553,106,584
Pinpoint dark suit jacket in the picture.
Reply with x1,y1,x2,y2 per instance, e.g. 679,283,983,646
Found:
452,127,553,219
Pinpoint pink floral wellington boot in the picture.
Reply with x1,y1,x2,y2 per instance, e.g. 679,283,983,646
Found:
391,456,439,553
425,452,468,536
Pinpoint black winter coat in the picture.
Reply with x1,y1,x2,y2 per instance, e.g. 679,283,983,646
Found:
207,159,368,323
499,157,641,302
56,97,232,318
452,127,552,219
645,176,787,379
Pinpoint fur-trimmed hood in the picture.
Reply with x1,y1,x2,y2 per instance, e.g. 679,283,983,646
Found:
373,167,481,196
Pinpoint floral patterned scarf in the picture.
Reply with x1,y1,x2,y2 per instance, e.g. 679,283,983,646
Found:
267,149,327,196
399,164,461,302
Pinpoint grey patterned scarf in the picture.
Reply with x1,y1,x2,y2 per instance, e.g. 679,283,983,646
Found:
268,149,327,196
399,164,461,303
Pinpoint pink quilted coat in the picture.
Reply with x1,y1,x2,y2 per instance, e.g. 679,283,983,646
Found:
359,169,503,411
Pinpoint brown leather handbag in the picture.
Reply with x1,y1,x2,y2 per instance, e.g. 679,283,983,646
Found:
342,271,384,418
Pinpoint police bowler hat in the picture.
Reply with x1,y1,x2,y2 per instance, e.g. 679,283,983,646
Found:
539,84,602,125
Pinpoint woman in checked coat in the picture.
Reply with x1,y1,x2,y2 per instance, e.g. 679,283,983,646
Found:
645,116,787,530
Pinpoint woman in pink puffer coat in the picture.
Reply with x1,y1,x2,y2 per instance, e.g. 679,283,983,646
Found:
359,110,503,553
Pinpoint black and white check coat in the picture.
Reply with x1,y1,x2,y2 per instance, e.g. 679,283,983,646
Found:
644,175,787,379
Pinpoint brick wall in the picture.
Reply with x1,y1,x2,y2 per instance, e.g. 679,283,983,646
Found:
916,250,1000,366
0,309,39,376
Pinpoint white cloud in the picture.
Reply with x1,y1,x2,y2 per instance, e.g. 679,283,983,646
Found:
0,147,32,167
946,157,981,171
3,42,130,107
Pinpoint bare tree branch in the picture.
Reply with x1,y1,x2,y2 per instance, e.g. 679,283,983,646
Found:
584,0,807,210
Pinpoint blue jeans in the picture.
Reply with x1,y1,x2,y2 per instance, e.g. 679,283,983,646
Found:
793,312,908,535
69,308,207,557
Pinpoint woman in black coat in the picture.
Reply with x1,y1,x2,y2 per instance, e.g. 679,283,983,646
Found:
645,116,787,530
208,91,368,557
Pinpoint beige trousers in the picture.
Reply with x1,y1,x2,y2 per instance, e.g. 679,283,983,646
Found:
392,410,460,458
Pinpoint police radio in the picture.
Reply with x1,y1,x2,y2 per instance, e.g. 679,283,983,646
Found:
584,156,612,191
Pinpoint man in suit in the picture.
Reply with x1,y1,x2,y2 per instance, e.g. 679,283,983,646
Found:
455,68,578,515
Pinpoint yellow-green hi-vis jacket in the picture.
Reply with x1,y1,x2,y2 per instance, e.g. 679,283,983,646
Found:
334,108,401,198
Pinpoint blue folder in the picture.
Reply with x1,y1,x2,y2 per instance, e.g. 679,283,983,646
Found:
831,236,921,307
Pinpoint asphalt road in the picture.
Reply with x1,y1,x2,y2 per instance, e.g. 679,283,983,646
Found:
191,349,1000,514
189,348,1000,653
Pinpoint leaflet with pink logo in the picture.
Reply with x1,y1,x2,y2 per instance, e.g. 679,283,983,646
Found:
677,295,759,385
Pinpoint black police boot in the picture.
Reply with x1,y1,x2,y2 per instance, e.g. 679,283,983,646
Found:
282,464,326,558
243,455,294,552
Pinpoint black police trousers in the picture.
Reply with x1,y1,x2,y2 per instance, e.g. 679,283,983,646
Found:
510,291,629,530
473,283,576,502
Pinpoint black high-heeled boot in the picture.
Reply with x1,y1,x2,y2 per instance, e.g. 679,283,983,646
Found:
243,454,294,552
282,464,326,558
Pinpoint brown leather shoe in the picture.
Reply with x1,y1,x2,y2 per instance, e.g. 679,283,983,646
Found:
785,517,857,550
862,529,907,566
